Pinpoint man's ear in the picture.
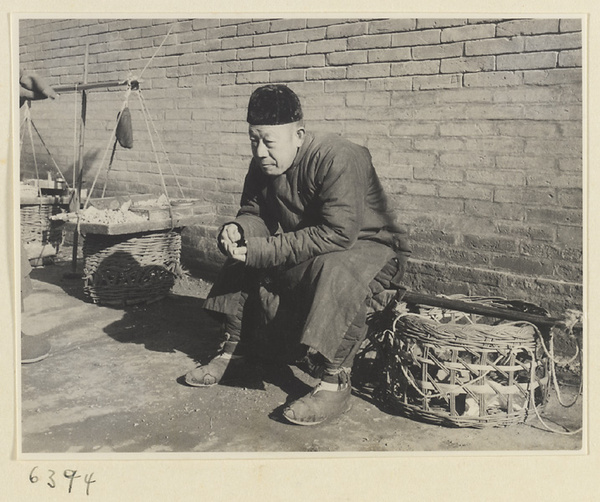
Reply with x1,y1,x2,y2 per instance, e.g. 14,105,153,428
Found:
295,125,305,142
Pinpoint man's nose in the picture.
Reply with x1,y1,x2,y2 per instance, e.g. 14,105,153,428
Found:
256,140,268,158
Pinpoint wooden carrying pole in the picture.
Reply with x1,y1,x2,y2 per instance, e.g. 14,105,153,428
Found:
402,290,581,330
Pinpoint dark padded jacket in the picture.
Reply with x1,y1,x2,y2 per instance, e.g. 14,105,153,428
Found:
234,131,410,268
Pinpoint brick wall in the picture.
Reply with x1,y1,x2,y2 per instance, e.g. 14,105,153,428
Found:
19,17,583,314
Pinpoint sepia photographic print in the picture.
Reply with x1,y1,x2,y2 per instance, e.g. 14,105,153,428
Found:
6,5,594,501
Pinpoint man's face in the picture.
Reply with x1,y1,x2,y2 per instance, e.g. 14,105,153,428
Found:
249,122,305,176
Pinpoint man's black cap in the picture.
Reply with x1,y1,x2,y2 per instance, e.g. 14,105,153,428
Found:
247,84,303,126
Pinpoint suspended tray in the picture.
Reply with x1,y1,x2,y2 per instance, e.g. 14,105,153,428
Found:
61,195,214,235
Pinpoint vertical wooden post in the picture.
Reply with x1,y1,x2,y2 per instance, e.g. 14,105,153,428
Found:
71,44,89,273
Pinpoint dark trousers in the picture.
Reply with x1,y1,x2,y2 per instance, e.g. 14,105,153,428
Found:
216,253,405,372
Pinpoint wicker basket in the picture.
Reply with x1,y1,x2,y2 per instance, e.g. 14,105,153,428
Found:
82,228,182,306
377,299,550,428
20,201,65,248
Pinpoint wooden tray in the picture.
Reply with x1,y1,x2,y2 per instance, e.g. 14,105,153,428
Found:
63,196,214,235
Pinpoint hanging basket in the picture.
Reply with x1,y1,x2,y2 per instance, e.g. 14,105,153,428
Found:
20,194,70,262
375,298,550,428
82,228,182,306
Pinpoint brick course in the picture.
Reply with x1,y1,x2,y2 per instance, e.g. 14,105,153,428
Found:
19,17,583,312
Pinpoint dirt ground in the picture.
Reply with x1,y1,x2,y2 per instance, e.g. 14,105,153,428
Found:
19,247,583,454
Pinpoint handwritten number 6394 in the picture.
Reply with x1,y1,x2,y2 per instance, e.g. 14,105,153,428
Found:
29,466,96,495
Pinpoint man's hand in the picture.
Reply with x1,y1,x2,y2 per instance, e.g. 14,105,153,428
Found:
19,71,57,106
219,223,247,263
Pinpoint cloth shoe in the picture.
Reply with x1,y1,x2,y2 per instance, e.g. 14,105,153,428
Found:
21,333,51,364
282,370,352,426
185,351,246,387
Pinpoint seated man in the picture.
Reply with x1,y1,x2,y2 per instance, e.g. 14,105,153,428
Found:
186,84,410,425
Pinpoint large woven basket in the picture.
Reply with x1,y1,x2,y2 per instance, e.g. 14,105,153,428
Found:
20,201,65,248
82,228,182,306
376,298,550,428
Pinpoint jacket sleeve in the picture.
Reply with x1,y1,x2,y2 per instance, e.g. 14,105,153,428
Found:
221,162,278,244
245,145,368,269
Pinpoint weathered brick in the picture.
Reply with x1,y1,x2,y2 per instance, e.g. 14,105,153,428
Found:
306,39,347,54
496,155,558,170
441,23,496,42
192,19,220,30
207,25,237,39
526,207,580,226
558,158,582,172
463,234,517,253
368,47,411,62
559,121,583,138
252,57,286,71
496,121,559,138
559,49,582,67
496,52,558,70
524,138,582,157
495,187,557,205
391,60,440,76
465,200,525,221
327,50,368,66
254,32,288,47
440,55,495,73
270,42,306,57
412,42,463,60
463,71,523,87
465,37,525,56
523,68,582,85
558,189,583,208
560,18,582,33
206,49,237,62
391,29,441,47
237,20,271,36
467,170,526,186
439,185,493,200
347,34,391,50
307,19,344,28
270,18,307,32
369,19,416,33
383,77,413,90
414,74,462,90
496,222,556,242
527,173,581,188
269,69,305,82
435,88,496,102
288,54,326,68
236,71,270,84
347,63,390,79
221,35,253,50
556,225,582,245
389,151,436,168
237,46,270,60
326,22,368,39
414,137,465,151
525,32,581,52
192,39,221,53
417,19,468,29
221,60,252,73
289,27,327,43
345,92,390,107
440,121,496,136
491,255,554,277
391,123,437,136
497,19,560,36
523,104,581,121
306,67,347,80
